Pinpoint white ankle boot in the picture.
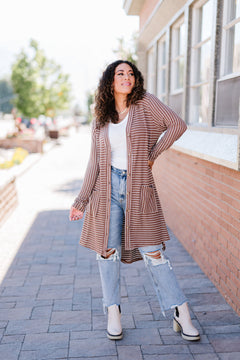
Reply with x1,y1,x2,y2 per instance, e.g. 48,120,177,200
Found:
173,302,200,341
107,304,123,340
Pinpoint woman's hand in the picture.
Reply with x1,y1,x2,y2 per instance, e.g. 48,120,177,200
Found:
148,160,154,170
69,206,84,221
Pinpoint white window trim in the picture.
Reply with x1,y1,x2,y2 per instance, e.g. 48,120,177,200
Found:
189,0,213,124
171,88,184,96
170,16,185,93
224,17,240,30
147,47,156,94
218,72,240,82
172,15,184,29
172,129,240,170
157,34,167,100
192,0,209,10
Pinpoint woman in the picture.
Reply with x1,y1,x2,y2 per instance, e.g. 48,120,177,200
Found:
69,60,200,342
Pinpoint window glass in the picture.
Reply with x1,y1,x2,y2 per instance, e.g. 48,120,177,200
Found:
171,20,185,91
147,48,155,94
223,0,240,75
190,0,213,124
179,22,186,55
190,83,209,124
176,57,184,88
199,83,210,123
161,68,166,94
232,22,240,72
227,21,240,73
200,41,211,82
216,0,240,127
227,0,240,23
157,37,167,101
201,0,213,40
237,0,240,18
161,41,167,65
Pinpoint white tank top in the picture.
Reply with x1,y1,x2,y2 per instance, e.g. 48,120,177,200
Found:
108,113,128,170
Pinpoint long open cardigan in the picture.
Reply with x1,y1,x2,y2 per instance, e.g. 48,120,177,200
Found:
72,92,187,263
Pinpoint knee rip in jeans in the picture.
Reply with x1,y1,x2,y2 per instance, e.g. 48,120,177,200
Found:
96,248,120,261
144,250,172,269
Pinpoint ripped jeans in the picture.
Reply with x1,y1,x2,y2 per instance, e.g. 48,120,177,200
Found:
97,166,187,315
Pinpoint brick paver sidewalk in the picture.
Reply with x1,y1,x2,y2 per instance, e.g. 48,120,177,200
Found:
0,127,239,360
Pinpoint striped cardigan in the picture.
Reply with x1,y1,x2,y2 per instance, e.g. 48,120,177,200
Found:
72,92,187,263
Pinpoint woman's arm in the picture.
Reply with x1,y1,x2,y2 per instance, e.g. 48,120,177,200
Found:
71,120,99,213
147,93,187,162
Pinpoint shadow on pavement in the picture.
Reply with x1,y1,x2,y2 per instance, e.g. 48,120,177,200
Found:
54,179,84,196
0,209,240,359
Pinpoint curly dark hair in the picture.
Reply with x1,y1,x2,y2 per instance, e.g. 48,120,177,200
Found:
94,60,146,127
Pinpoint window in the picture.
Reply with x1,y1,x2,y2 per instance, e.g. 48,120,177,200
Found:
171,18,186,92
169,17,186,116
221,0,240,76
215,0,240,127
189,0,213,124
157,35,167,102
147,47,155,94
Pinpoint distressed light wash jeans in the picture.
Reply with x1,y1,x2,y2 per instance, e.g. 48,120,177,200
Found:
97,166,187,315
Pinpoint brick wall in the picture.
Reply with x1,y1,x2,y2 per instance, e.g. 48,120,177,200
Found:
0,178,18,227
153,149,240,315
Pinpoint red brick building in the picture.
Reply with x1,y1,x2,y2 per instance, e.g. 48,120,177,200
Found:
124,0,240,315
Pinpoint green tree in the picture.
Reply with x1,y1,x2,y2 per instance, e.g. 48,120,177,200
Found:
86,90,95,123
0,79,14,114
113,32,138,64
11,39,72,118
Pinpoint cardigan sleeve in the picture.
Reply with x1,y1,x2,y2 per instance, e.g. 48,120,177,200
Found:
72,119,100,212
147,93,187,162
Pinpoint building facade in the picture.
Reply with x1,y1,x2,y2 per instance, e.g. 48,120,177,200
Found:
124,0,240,315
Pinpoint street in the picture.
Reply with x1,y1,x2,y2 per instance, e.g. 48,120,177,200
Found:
0,126,239,360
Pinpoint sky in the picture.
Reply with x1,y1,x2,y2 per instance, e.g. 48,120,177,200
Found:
0,0,139,111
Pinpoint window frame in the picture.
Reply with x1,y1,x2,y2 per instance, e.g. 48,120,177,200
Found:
189,0,214,125
220,0,240,79
147,47,156,94
170,16,186,94
157,34,168,102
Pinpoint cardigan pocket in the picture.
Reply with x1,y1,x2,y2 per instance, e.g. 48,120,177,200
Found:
87,190,100,216
140,185,158,214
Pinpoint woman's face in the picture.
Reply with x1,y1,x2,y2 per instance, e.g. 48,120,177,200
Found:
113,63,135,96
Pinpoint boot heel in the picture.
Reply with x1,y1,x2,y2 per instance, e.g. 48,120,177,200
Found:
173,318,181,333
